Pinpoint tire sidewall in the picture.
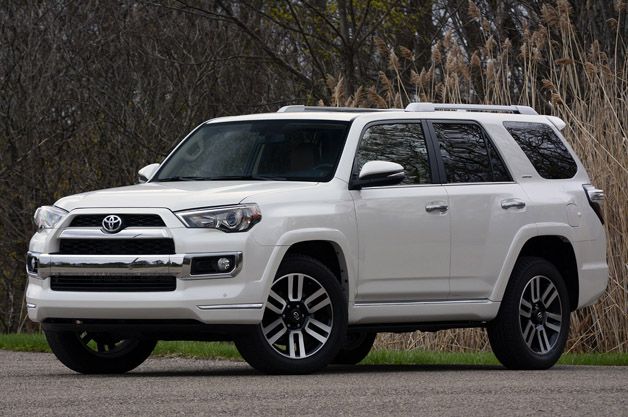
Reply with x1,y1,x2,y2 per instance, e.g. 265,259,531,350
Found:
332,332,377,365
500,258,571,367
45,330,156,374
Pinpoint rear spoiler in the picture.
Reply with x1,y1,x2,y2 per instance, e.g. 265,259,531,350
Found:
546,116,566,130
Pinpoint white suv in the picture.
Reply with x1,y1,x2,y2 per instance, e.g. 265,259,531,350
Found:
26,103,608,374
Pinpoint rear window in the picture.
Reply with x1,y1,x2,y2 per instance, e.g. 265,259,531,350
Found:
432,122,511,183
504,122,577,179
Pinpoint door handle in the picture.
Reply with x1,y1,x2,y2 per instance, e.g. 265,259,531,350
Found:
425,201,449,213
501,198,526,209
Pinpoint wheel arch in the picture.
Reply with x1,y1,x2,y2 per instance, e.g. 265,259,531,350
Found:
284,240,349,294
517,236,579,311
260,228,356,305
492,232,579,311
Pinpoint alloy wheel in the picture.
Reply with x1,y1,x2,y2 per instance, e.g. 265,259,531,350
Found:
518,275,563,354
261,273,334,359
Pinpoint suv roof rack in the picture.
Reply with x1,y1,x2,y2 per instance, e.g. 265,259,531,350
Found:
277,105,398,113
405,102,538,115
277,103,538,115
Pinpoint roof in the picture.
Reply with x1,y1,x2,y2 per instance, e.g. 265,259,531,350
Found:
205,103,565,130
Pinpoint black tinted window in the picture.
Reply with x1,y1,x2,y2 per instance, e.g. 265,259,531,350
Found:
504,122,577,179
355,123,432,185
433,122,510,183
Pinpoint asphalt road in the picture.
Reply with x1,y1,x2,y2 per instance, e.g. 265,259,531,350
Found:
1,350,626,417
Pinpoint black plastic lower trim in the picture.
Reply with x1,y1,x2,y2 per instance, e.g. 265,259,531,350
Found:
41,318,252,341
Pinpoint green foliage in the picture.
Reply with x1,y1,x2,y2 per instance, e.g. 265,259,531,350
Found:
153,340,242,361
1,333,626,366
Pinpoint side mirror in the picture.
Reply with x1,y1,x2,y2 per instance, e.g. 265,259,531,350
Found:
138,163,160,183
349,161,405,190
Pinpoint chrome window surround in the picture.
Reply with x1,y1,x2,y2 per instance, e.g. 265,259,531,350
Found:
26,251,243,280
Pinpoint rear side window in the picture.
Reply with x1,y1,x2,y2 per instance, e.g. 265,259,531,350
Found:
432,122,511,183
504,122,577,179
354,123,432,185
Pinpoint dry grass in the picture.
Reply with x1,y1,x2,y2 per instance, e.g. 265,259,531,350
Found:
327,2,627,353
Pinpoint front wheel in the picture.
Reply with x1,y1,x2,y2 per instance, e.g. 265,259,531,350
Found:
45,330,156,374
487,257,571,370
235,255,347,374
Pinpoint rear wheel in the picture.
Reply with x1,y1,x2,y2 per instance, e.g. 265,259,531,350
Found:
235,255,347,374
45,330,156,374
487,257,570,370
332,332,376,365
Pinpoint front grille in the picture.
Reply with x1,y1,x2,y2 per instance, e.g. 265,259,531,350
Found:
59,239,175,255
51,275,176,292
69,214,165,228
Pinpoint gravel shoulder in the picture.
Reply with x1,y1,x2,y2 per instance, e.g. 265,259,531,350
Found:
1,350,627,417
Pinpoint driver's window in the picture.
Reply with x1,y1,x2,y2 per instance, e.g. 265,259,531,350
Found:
355,123,433,185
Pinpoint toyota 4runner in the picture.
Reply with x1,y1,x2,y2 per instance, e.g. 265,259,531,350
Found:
26,103,608,374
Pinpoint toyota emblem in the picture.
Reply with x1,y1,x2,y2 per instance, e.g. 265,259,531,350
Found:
102,215,123,233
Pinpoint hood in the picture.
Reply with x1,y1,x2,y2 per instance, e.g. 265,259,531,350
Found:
55,181,319,212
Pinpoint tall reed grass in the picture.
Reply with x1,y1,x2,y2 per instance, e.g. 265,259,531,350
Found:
326,1,627,353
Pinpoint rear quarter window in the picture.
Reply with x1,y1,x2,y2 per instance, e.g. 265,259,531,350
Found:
432,122,511,183
504,121,577,179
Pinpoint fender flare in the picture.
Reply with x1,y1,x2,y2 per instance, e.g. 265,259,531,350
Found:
490,222,577,302
257,228,356,305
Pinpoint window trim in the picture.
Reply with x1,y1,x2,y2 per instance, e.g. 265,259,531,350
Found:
426,119,514,185
349,119,442,189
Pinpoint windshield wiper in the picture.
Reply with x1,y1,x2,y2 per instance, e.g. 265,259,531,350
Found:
156,176,214,182
206,175,289,181
252,175,288,181
156,175,287,182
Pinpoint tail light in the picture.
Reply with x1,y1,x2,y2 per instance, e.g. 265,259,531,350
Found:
583,184,604,224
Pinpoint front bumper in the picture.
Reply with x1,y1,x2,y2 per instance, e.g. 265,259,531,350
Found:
25,207,285,326
26,248,278,325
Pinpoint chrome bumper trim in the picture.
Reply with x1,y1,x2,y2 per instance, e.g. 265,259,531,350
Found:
58,228,169,239
196,303,263,310
29,251,242,280
354,299,491,307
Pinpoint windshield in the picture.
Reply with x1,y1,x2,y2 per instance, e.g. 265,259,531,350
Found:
154,120,350,182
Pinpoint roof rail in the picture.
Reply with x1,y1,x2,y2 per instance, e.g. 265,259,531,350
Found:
277,105,398,113
405,102,538,115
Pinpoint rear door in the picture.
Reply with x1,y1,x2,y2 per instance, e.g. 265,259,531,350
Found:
427,120,530,299
351,121,450,302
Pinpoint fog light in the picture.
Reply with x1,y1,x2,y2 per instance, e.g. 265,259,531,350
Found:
217,257,232,272
189,254,238,275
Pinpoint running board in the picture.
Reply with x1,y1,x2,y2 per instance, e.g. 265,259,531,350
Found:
348,321,486,334
349,299,499,324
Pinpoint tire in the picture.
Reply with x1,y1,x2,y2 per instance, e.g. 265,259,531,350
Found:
235,254,348,374
44,330,156,374
487,256,571,370
332,332,376,365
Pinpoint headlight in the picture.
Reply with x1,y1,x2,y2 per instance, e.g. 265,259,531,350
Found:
176,204,262,232
33,206,68,231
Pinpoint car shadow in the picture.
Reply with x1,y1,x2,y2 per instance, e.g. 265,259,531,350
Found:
48,363,507,378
